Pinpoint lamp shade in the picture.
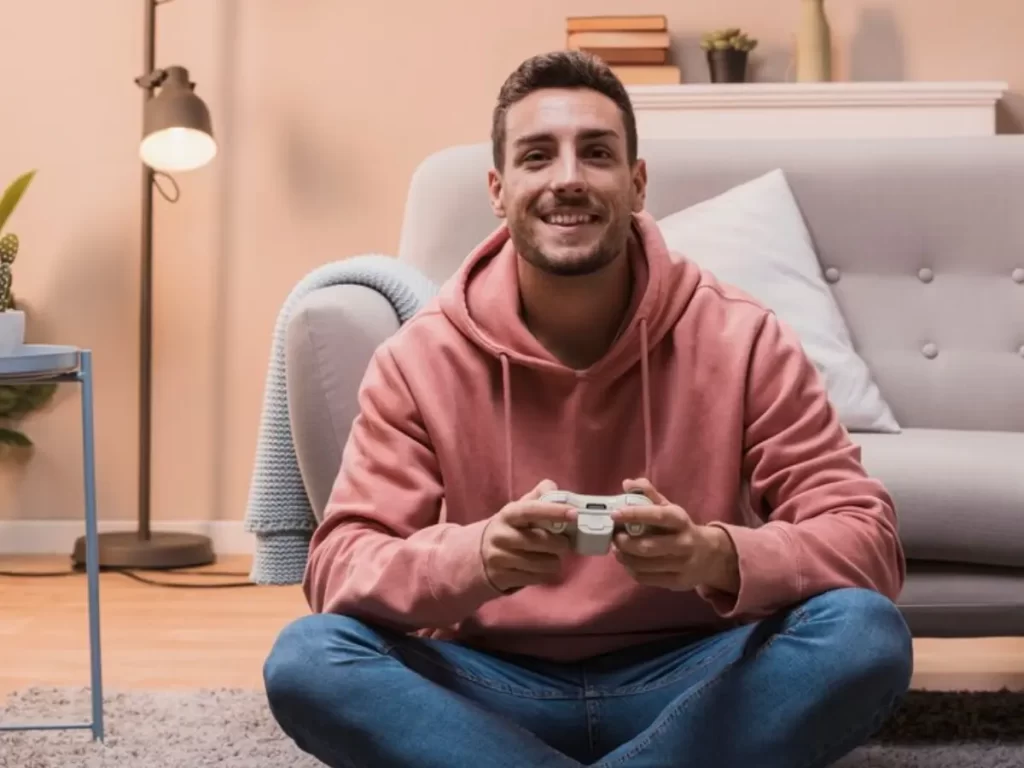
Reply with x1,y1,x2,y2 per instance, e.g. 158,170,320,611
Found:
140,66,216,172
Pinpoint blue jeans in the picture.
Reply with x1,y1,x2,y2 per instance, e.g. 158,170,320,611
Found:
263,587,912,768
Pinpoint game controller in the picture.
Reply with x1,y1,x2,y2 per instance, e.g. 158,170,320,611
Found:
535,490,654,556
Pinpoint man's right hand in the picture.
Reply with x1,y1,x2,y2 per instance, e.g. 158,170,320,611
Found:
481,479,574,593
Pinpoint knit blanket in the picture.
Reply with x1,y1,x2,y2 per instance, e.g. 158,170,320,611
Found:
244,254,439,584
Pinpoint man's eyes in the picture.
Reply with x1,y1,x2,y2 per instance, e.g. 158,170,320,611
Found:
519,147,613,163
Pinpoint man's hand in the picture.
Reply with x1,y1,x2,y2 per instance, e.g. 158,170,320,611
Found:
481,479,575,593
612,478,740,594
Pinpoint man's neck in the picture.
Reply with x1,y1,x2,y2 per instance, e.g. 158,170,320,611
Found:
518,248,634,370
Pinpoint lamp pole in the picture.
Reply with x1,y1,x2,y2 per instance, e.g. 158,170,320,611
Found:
71,0,216,570
138,0,156,540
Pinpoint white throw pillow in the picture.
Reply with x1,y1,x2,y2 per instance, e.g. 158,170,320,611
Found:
656,168,900,433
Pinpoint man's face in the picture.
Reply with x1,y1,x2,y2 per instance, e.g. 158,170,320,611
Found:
488,87,647,277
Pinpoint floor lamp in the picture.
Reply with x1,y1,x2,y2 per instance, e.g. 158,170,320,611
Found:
72,0,217,569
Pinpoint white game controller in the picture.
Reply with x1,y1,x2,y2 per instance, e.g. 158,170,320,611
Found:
535,490,654,556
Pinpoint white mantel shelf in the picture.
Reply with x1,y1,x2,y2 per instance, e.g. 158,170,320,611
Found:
626,81,1008,139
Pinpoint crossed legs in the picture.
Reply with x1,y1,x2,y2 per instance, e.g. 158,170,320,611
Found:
264,588,912,768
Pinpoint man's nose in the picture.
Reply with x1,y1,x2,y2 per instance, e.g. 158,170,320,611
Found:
551,156,586,195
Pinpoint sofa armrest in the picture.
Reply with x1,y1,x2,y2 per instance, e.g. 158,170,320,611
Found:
285,283,401,521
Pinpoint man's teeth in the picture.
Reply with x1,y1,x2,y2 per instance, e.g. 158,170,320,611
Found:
545,213,594,225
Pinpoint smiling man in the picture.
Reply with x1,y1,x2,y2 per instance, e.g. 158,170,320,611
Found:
263,51,913,768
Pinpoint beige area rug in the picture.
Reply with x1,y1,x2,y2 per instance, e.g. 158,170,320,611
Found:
1,686,1022,767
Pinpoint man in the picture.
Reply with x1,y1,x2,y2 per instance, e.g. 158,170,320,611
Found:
264,50,913,768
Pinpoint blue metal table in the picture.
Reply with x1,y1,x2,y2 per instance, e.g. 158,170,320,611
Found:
0,345,103,741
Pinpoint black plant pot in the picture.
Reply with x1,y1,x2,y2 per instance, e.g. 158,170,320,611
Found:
706,49,749,83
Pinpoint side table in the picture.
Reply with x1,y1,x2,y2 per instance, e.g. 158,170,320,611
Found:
0,345,103,741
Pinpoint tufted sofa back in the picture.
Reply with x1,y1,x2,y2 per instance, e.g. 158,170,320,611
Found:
397,136,1024,433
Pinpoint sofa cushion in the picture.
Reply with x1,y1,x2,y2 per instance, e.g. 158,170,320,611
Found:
899,562,1024,637
656,168,900,433
851,428,1024,568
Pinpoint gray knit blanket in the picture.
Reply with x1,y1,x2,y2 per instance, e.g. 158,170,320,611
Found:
244,254,439,584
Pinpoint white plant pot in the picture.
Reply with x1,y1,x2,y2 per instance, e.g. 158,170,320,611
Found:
0,310,26,356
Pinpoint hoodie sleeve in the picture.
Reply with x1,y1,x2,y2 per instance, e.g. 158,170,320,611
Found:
696,311,906,619
303,343,502,631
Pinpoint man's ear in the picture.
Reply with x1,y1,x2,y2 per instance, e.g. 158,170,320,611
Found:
630,158,648,213
487,168,506,218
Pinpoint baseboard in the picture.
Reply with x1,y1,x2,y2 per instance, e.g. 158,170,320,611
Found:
0,520,253,555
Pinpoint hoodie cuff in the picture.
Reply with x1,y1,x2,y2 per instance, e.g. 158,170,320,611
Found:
695,522,801,619
428,518,504,612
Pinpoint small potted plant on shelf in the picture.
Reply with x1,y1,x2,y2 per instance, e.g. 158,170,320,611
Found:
0,168,56,450
0,376,56,449
0,169,36,356
700,28,758,83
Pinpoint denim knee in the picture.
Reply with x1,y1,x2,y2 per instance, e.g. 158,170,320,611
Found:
264,613,390,713
809,587,914,696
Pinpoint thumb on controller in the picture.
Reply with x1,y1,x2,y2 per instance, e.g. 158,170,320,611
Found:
522,478,558,501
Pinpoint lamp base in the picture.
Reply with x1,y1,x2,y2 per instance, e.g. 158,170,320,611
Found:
71,531,215,570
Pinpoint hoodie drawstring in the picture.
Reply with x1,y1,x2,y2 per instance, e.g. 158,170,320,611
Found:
501,354,514,501
499,318,652,502
640,318,652,483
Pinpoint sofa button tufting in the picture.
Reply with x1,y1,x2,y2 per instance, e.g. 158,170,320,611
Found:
922,343,939,359
824,267,840,283
918,267,934,283
1013,267,1024,283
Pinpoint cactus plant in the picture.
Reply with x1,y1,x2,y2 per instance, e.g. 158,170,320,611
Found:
701,27,758,83
0,232,19,311
0,169,54,450
0,170,34,313
700,28,759,53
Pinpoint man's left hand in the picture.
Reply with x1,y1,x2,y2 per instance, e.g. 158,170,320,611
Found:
611,478,740,594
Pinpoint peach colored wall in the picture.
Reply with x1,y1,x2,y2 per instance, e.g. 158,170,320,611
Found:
1,0,1021,530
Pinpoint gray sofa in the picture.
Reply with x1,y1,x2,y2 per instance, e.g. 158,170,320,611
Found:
285,136,1024,638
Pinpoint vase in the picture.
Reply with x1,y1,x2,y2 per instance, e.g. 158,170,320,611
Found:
0,310,25,356
707,49,749,83
796,0,831,81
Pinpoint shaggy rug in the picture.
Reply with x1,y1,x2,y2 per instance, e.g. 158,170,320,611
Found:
1,687,1022,767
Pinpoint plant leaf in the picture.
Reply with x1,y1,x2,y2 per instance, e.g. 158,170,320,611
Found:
0,170,36,234
0,427,32,446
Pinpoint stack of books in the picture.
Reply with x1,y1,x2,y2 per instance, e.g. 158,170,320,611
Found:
566,15,680,85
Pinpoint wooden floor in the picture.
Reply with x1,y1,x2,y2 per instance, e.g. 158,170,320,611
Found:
2,555,1023,696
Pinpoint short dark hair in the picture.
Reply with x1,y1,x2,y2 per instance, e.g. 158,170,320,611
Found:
491,50,638,170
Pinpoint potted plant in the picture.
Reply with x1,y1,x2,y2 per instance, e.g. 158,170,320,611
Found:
0,169,55,451
0,170,36,355
0,378,56,449
700,28,758,83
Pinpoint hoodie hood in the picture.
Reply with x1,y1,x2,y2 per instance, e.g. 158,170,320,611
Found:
437,210,703,499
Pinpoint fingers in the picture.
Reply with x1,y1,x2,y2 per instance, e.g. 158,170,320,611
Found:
490,549,563,575
613,531,686,558
614,548,693,573
492,524,571,554
517,527,573,554
613,504,689,532
502,500,575,529
520,478,558,502
616,478,691,532
622,477,668,505
491,528,573,557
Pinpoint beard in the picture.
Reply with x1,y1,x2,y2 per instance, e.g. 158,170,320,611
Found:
508,202,632,277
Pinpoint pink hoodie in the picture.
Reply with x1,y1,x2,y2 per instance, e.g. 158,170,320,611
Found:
303,211,905,661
